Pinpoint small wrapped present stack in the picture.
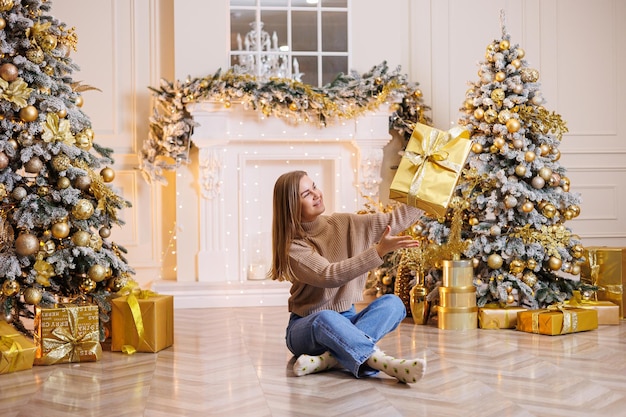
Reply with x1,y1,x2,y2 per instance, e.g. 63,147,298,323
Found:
437,259,477,330
34,301,102,365
516,304,598,336
478,304,526,329
580,246,625,318
0,321,37,374
111,288,173,353
389,122,472,217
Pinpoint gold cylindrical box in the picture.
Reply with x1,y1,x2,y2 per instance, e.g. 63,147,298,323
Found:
439,285,476,308
410,285,430,325
442,259,474,287
437,306,478,330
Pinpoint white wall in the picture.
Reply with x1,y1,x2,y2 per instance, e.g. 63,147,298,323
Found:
51,0,626,290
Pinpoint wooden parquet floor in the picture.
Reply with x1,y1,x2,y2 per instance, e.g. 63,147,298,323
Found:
2,306,626,417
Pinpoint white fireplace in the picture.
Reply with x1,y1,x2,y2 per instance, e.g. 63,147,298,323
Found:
153,101,394,308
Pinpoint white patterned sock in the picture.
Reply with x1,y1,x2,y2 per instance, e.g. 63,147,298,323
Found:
293,351,338,376
366,349,426,384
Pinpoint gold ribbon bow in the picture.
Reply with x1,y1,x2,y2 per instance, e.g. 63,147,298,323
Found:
117,281,158,354
40,306,101,365
0,334,23,373
531,303,579,335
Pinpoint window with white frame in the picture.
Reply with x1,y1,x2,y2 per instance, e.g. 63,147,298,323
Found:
230,0,349,86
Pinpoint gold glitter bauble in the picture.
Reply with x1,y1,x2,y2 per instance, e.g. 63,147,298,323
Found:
88,264,107,282
491,88,505,102
526,259,537,270
542,203,557,219
484,108,497,123
89,233,103,251
0,1,13,12
2,279,19,296
12,186,27,200
39,34,58,51
107,276,124,293
522,271,537,287
24,156,43,173
19,105,38,122
15,233,39,256
42,239,55,255
487,253,503,269
548,256,562,271
520,68,539,83
51,154,71,171
100,167,115,183
571,244,584,258
23,286,43,305
498,110,512,123
79,277,96,293
72,230,91,247
51,221,70,239
75,132,92,150
509,259,525,274
57,177,71,189
0,62,18,82
18,131,34,146
26,47,44,64
72,199,94,220
37,186,49,196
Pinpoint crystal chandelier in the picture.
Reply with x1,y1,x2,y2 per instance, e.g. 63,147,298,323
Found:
235,21,302,81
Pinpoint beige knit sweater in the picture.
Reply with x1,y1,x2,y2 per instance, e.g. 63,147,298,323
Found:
288,204,423,316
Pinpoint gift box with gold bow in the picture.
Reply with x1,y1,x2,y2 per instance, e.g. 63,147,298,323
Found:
34,302,102,365
580,246,625,318
389,123,471,217
0,321,37,374
478,304,526,329
565,290,619,325
516,305,598,336
111,291,173,353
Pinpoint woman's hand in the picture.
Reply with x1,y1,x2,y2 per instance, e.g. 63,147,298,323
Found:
375,225,420,257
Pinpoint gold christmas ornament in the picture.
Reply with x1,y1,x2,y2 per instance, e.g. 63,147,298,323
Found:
75,132,92,150
88,233,103,251
23,286,43,305
289,102,298,111
511,59,522,69
2,279,19,296
548,256,562,271
0,62,18,82
75,95,84,107
538,167,553,181
499,39,510,50
484,108,498,123
88,264,107,282
79,277,96,293
472,258,480,268
24,156,43,173
563,210,574,220
516,48,526,59
474,108,484,120
512,138,524,149
542,203,557,218
491,88,505,102
99,226,111,238
39,34,58,51
569,205,581,218
100,167,115,183
107,276,124,293
7,138,18,151
490,225,501,236
72,230,91,246
493,137,506,149
43,66,54,76
42,239,55,255
513,84,524,94
468,217,479,226
381,275,392,286
487,253,504,269
26,47,45,64
37,186,49,196
51,154,71,171
524,151,536,162
498,110,512,123
15,233,39,256
504,195,518,209
520,68,539,83
0,151,8,169
72,199,94,220
0,1,12,13
495,71,506,82
551,148,561,161
0,17,5,29
73,175,92,191
522,201,534,213
539,144,550,156
471,142,483,154
526,259,537,270
19,105,39,122
506,118,521,133
549,173,561,187
570,263,581,275
57,108,67,118
11,186,27,200
515,164,527,177
509,259,525,274
51,221,70,239
57,176,71,189
506,294,515,304
18,131,34,146
522,271,537,287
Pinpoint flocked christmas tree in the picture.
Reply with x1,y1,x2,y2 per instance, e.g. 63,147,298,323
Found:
0,0,133,335
418,14,586,309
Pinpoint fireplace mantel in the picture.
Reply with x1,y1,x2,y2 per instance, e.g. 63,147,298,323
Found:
153,101,394,308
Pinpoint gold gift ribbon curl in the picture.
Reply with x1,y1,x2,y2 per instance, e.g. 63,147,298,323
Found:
39,306,102,365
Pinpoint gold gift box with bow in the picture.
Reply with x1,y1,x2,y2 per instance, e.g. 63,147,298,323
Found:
478,305,526,329
111,293,174,353
516,305,598,336
34,303,102,365
0,321,37,374
389,123,471,217
565,291,620,325
580,246,625,318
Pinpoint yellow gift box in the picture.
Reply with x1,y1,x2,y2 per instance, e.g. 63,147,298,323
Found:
111,293,173,353
389,123,471,217
437,306,478,330
0,321,37,374
478,305,526,329
565,291,620,325
439,286,476,308
581,246,625,318
34,303,102,365
516,305,598,336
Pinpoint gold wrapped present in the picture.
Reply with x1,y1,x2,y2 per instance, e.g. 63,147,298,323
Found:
111,292,173,353
565,291,620,325
437,306,478,330
478,304,526,329
0,321,37,374
34,303,102,365
581,246,625,318
389,123,471,217
439,286,476,308
516,305,598,336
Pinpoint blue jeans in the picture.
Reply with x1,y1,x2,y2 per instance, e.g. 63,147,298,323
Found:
285,294,407,377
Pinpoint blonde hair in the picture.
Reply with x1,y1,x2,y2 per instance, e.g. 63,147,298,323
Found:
268,170,307,282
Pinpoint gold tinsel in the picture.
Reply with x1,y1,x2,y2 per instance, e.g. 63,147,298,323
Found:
517,105,568,139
